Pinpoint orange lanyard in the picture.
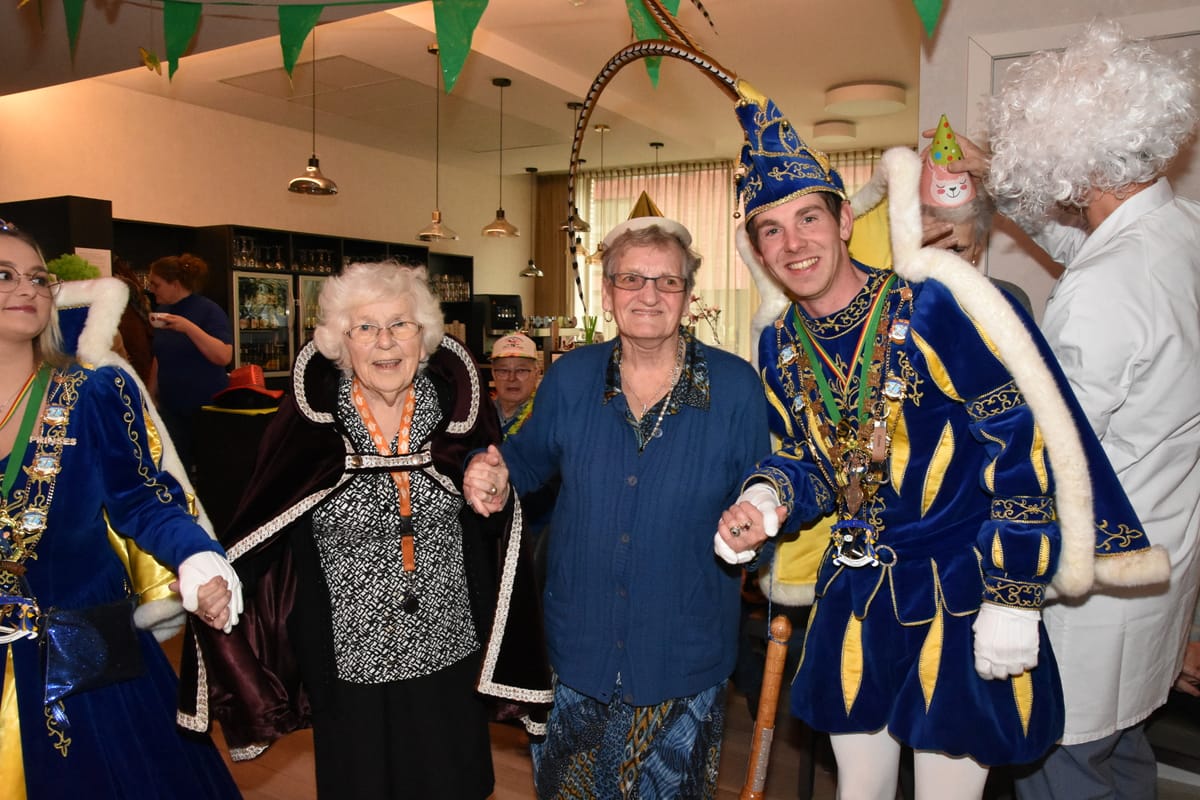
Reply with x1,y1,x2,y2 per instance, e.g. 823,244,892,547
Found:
352,380,417,571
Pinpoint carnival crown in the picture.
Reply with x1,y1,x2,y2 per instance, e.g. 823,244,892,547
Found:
735,89,847,219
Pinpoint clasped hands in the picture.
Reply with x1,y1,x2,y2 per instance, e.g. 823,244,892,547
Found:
464,445,510,517
713,484,786,565
172,550,244,634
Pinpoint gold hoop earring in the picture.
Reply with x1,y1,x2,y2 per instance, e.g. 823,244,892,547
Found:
603,310,613,324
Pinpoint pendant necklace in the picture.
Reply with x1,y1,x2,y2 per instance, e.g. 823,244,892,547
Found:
621,336,685,450
788,275,910,567
353,381,421,614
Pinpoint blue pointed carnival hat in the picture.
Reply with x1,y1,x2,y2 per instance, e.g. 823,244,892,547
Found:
735,85,847,219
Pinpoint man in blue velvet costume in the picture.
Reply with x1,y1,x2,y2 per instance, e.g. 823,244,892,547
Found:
712,86,1170,799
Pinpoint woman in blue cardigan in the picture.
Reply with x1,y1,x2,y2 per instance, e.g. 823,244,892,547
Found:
466,217,771,798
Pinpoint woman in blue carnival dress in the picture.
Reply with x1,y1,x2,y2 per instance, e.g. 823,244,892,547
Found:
0,219,243,800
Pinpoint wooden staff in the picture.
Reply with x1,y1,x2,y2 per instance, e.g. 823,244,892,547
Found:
739,614,793,800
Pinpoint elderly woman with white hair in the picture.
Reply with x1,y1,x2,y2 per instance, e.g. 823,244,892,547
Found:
180,260,549,800
948,19,1200,799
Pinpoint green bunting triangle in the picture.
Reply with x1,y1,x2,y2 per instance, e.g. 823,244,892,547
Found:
163,1,203,79
62,0,84,57
279,6,326,78
432,0,488,94
624,0,680,88
912,0,943,37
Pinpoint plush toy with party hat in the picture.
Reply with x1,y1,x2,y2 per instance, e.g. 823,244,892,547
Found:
920,114,978,214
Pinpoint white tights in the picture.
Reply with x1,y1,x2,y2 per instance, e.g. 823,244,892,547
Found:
830,729,990,800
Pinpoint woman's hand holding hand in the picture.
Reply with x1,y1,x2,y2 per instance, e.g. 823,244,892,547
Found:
464,444,510,517
713,484,786,565
175,551,244,633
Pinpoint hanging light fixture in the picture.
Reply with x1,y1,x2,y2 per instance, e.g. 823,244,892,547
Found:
288,27,338,195
585,124,611,267
520,167,544,277
482,77,519,237
560,101,591,234
417,44,458,241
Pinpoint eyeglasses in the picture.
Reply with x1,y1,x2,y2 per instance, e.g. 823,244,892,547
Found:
345,319,422,344
493,367,534,380
609,272,687,293
0,267,61,297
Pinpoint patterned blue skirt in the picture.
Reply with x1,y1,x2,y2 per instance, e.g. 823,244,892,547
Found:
531,678,727,799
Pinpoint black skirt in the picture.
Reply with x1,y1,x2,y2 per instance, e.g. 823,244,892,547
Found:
310,651,494,799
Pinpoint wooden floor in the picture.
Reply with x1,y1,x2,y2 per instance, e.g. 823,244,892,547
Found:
165,635,1200,800
207,684,834,800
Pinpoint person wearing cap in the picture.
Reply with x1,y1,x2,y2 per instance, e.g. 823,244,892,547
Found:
715,84,1167,798
489,332,541,440
465,215,770,798
942,21,1200,799
192,364,285,533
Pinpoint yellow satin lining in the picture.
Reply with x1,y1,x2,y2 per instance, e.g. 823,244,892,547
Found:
1012,672,1033,735
1,646,27,800
764,384,795,439
841,614,864,715
105,514,180,605
921,422,956,517
918,602,944,712
890,401,910,495
1031,426,1049,493
911,331,962,401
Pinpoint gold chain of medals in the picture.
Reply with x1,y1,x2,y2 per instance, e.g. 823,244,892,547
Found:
0,368,80,637
777,281,913,566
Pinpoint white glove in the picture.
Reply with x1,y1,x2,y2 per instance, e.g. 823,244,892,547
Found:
972,602,1040,680
714,534,756,565
740,484,783,539
178,550,244,634
713,484,783,565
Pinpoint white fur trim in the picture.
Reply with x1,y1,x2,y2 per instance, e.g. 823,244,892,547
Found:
736,225,790,368
56,277,217,639
760,564,815,607
849,164,890,218
134,599,188,643
877,146,1154,596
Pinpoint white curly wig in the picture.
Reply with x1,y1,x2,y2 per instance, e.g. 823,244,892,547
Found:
986,19,1200,228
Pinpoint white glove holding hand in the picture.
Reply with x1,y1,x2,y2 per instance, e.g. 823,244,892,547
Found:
741,483,783,539
972,602,1040,680
713,484,782,565
178,550,244,634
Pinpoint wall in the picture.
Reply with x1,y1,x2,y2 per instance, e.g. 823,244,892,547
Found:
919,0,1200,320
0,78,535,312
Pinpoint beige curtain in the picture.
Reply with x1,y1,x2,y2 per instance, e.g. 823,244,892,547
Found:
827,149,885,195
576,160,760,359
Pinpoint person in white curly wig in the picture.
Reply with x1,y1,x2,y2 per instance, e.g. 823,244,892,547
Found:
966,19,1200,800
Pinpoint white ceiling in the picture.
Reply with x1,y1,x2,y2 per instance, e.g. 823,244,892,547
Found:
2,0,924,176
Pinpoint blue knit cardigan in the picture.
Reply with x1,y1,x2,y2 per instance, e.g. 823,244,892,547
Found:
503,338,770,705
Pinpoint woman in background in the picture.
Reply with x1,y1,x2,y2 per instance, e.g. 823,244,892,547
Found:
147,253,232,472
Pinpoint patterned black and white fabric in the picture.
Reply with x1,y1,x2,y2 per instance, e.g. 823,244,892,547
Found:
312,372,477,682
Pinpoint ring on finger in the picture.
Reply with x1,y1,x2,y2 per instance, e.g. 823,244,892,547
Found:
488,484,498,496
203,612,215,622
730,523,746,538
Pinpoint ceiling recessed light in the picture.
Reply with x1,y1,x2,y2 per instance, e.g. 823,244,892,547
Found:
811,120,857,146
824,82,906,117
